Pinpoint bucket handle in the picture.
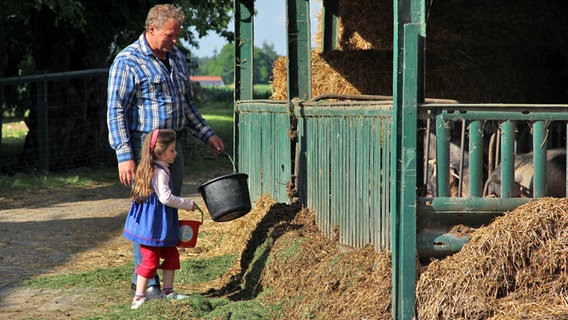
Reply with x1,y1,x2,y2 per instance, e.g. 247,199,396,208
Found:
224,151,237,173
194,203,205,224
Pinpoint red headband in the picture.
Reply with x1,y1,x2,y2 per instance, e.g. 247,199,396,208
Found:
150,129,160,151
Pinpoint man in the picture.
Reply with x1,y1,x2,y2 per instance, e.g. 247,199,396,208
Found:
107,4,224,299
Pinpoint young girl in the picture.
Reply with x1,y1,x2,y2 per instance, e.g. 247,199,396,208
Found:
123,129,196,309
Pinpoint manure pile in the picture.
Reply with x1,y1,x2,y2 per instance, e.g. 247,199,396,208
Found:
417,198,568,319
225,196,568,319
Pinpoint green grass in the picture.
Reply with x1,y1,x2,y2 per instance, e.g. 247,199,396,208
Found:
0,167,117,197
19,253,284,319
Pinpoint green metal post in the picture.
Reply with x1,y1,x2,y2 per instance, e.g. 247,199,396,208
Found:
500,121,515,197
532,121,547,198
286,0,312,100
435,115,449,197
392,0,425,316
37,81,49,173
234,0,254,170
321,0,339,51
234,0,254,101
469,120,483,197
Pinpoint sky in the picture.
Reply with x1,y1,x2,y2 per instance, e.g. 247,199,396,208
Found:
189,0,322,58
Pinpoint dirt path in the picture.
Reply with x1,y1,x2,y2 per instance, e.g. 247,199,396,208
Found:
0,178,208,319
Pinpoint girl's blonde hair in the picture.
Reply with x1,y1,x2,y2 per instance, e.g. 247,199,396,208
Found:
130,129,176,203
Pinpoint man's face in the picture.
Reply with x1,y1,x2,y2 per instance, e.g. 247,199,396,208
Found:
147,19,181,56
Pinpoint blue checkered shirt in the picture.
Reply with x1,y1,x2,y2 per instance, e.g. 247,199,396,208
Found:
107,33,214,162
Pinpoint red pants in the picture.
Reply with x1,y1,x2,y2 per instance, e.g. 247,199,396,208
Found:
136,245,180,278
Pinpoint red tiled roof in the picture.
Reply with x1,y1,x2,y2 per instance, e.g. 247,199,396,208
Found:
190,76,223,82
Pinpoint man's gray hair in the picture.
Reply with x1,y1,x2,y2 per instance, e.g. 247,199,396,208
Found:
145,4,186,31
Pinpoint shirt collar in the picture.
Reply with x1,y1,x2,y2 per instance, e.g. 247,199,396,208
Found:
155,160,170,173
139,33,156,57
139,32,179,62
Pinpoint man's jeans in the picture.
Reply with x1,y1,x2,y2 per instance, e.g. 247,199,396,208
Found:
130,130,185,287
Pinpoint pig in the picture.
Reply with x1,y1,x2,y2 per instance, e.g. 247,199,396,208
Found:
423,131,470,197
426,159,469,197
484,148,566,198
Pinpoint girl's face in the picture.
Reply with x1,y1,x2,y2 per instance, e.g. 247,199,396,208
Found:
158,142,177,164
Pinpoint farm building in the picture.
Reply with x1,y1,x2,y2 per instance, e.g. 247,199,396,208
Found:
190,75,225,86
232,0,568,318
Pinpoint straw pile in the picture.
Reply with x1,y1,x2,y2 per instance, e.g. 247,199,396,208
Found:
270,50,392,100
416,198,568,319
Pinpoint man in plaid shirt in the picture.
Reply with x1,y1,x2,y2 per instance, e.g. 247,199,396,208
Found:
107,4,224,299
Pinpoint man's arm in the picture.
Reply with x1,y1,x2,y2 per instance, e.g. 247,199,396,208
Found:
107,58,137,185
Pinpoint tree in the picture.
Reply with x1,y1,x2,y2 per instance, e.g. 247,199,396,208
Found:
0,0,233,171
196,42,282,85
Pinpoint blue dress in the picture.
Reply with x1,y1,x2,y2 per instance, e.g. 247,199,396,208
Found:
123,166,179,247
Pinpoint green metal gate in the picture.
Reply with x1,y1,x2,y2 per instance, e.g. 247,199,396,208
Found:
236,100,292,203
295,98,393,250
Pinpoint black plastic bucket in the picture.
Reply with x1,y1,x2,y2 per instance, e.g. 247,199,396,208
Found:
199,173,251,222
198,153,252,222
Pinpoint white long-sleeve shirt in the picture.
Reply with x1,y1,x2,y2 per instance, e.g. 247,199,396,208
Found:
152,160,194,211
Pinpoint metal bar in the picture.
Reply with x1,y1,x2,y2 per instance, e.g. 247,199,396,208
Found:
286,0,312,100
458,119,466,196
417,196,532,211
0,68,108,85
500,121,516,197
438,110,568,121
469,120,483,197
321,0,339,51
36,81,49,173
532,121,547,198
234,0,254,101
391,19,423,319
421,103,568,109
435,114,450,197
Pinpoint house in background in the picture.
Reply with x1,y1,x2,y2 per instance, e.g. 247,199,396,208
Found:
190,75,225,86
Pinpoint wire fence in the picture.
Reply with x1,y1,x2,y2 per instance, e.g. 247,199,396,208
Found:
0,69,116,174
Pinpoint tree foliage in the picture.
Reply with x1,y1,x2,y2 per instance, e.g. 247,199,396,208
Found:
0,0,233,171
194,42,281,85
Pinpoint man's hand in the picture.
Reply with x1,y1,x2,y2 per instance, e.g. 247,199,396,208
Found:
118,160,136,186
206,135,225,156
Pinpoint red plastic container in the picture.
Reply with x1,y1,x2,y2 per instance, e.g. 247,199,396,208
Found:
178,205,204,247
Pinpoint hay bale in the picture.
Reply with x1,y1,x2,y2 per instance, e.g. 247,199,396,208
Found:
274,0,567,103
270,50,392,100
417,198,568,319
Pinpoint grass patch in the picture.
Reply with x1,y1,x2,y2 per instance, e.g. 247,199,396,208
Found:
21,254,252,319
22,263,132,289
0,166,117,197
178,254,237,285
1,118,27,168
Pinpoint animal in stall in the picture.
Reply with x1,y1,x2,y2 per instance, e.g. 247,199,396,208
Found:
484,148,566,198
426,159,469,197
424,132,470,197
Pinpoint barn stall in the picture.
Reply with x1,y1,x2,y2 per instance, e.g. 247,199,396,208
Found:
232,0,568,318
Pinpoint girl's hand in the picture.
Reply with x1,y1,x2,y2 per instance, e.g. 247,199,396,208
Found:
191,202,197,211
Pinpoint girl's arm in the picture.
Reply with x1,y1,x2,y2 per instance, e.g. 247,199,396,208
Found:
153,169,195,211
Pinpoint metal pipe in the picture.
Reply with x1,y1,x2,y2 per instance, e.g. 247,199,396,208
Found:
500,121,516,197
532,121,547,198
